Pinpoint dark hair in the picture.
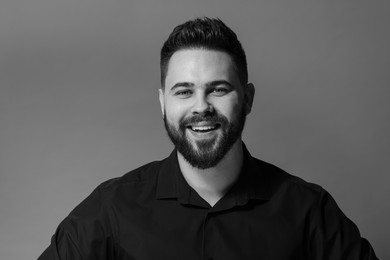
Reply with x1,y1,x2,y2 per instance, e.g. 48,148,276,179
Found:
160,17,248,88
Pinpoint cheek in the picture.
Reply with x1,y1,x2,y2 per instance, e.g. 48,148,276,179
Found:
164,101,188,124
215,96,243,120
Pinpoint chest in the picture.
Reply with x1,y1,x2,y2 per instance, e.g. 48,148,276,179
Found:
113,201,307,260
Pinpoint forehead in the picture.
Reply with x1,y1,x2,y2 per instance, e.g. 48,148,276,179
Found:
164,49,240,89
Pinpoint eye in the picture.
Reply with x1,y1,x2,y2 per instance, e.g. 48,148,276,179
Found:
210,88,229,96
174,89,193,98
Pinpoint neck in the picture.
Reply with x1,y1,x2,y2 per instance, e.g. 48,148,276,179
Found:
177,140,244,207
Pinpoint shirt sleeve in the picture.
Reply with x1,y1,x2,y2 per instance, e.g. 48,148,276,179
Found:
308,188,378,260
37,186,116,260
38,219,84,260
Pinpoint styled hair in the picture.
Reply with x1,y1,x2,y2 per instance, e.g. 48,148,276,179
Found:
160,17,248,88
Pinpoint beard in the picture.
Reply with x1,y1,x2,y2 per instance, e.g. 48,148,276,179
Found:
163,107,247,169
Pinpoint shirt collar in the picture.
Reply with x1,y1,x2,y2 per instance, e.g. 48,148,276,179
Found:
155,148,181,200
155,142,270,207
231,143,270,202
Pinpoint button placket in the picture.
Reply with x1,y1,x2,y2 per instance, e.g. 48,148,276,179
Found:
201,211,214,260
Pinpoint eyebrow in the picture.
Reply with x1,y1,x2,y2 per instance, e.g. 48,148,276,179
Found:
206,80,233,88
170,82,195,91
169,80,233,91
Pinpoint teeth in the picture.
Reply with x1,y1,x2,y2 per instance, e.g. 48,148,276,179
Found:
191,125,216,131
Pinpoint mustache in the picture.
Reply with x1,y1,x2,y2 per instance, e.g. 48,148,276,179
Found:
179,113,228,128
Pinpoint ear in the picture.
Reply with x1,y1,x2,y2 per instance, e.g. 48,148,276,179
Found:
158,88,165,117
243,83,255,115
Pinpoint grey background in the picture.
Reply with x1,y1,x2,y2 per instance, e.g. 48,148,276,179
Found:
0,0,389,259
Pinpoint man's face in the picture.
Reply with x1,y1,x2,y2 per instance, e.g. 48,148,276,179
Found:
159,49,253,169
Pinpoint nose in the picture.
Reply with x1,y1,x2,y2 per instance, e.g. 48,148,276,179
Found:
191,92,213,115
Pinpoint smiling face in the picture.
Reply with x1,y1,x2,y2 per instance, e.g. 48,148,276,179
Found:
159,49,254,169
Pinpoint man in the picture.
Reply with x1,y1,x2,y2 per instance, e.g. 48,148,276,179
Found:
38,17,378,259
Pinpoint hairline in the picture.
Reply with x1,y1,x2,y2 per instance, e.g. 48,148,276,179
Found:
161,46,245,90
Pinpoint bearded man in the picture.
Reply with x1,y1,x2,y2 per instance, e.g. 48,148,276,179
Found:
38,17,378,260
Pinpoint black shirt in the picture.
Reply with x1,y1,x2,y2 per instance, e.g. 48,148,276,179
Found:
38,145,378,260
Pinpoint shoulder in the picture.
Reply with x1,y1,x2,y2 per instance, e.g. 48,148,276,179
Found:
69,159,166,218
52,159,167,247
250,157,325,204
98,159,164,192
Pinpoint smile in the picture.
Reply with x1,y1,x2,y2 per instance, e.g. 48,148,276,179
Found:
187,123,221,133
